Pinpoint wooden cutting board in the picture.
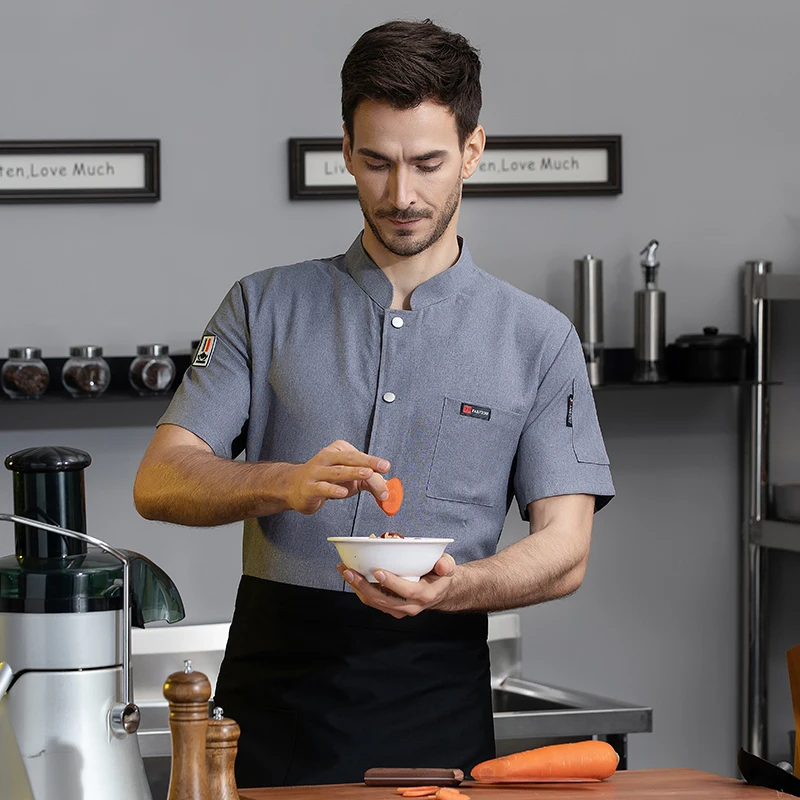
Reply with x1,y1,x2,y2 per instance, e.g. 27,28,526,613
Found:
238,768,788,799
788,644,800,775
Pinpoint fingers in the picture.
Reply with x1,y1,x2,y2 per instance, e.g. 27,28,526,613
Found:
337,565,417,619
314,465,379,484
363,471,390,501
321,440,391,475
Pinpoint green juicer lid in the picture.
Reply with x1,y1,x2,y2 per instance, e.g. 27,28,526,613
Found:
0,548,185,625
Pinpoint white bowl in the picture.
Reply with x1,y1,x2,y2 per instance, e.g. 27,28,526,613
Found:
327,536,454,582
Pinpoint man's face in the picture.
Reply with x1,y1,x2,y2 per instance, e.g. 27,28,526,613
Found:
343,100,479,258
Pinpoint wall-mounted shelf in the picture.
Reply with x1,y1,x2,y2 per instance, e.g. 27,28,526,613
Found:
750,274,800,301
0,349,752,430
749,518,800,553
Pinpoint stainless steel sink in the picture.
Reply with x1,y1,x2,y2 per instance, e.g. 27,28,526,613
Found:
487,614,652,762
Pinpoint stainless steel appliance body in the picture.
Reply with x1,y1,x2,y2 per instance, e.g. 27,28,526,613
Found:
6,665,151,800
0,661,35,800
574,256,604,387
0,517,152,800
633,239,667,383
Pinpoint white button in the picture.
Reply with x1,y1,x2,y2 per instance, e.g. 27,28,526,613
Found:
391,317,404,328
382,392,396,403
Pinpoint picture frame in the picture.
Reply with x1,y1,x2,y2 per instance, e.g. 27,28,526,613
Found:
288,135,621,199
0,140,160,203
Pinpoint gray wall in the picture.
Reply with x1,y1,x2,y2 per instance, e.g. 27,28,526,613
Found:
2,0,800,779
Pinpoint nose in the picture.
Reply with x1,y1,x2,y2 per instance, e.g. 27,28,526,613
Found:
387,165,415,211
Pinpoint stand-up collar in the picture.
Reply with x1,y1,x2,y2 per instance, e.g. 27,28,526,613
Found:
343,233,477,310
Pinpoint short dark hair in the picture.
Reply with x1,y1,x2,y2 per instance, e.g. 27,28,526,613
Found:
341,19,482,150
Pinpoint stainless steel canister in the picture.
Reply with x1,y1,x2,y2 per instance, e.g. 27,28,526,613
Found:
574,256,604,386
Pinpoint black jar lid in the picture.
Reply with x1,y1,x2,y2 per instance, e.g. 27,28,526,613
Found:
5,446,92,473
674,327,747,349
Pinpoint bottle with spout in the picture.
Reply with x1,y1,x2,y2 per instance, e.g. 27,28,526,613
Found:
633,239,667,383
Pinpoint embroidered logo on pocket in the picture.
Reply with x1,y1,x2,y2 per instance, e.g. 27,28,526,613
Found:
566,394,574,427
460,402,491,421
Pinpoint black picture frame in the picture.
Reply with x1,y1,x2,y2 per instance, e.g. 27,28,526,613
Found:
289,135,621,199
0,140,160,203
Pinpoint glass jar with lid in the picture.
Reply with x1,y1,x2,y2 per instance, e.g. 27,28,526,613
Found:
61,346,111,398
129,344,176,396
1,347,50,400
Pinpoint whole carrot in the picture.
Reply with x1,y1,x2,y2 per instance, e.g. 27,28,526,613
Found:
471,740,619,783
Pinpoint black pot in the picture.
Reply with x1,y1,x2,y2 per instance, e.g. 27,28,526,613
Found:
670,326,748,382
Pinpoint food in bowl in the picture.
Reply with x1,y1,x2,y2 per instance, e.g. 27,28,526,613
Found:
327,535,454,583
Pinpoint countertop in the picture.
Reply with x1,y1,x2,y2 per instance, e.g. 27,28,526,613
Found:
238,768,778,799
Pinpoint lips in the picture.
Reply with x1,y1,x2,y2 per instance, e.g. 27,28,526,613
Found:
386,217,424,226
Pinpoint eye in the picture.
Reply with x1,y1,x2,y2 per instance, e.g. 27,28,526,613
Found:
417,163,443,173
365,161,390,171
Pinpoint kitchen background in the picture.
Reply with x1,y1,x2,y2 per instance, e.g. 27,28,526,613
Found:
1,0,800,780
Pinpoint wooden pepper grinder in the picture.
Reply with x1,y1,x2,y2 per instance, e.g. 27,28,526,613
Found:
163,659,212,800
206,706,241,800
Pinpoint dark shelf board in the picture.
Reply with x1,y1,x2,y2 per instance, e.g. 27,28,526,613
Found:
750,519,800,552
0,348,754,429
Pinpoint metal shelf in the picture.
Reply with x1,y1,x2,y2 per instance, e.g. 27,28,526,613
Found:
750,274,800,301
742,262,800,759
750,519,800,553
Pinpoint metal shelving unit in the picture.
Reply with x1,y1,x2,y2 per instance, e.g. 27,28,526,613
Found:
742,261,800,757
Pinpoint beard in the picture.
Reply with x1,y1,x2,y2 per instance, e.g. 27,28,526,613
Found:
359,177,462,257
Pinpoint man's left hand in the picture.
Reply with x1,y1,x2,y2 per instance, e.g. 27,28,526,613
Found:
336,554,457,619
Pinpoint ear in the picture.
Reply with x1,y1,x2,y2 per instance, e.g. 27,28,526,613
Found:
342,124,355,176
461,125,486,180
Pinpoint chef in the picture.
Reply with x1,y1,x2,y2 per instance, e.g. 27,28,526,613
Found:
134,18,614,789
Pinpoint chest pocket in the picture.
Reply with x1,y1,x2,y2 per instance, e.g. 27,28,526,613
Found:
426,396,525,508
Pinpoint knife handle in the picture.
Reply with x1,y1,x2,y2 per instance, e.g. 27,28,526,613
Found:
364,767,464,787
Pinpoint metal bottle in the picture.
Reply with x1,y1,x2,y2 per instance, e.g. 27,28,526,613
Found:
633,239,667,383
574,255,604,387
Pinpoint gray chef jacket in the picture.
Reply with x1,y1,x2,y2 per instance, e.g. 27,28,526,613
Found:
159,234,615,591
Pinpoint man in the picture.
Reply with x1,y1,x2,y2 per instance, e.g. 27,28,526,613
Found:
134,18,614,789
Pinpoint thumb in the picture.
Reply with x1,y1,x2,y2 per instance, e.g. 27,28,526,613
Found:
434,553,456,577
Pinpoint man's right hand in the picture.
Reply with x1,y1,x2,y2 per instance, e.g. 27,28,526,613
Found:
282,440,391,515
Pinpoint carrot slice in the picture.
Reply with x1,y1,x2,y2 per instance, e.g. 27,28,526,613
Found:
377,477,403,516
436,790,469,800
397,788,440,797
471,740,619,783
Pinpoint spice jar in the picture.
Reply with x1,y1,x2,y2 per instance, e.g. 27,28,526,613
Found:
129,344,176,396
62,346,111,398
1,347,50,400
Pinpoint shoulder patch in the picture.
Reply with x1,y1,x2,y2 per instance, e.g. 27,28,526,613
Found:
192,335,217,368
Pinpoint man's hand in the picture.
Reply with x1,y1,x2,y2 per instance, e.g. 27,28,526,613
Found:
336,554,457,619
283,440,391,514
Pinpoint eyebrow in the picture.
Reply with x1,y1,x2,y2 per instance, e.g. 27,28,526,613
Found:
356,148,448,163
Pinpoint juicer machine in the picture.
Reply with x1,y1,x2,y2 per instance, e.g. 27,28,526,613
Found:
0,446,185,800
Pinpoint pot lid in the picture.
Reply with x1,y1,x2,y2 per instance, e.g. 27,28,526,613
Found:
674,326,747,348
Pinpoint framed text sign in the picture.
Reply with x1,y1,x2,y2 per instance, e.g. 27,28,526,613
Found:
289,135,621,199
0,140,160,203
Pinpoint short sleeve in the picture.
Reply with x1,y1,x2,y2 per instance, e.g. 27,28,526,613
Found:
157,282,251,459
513,325,615,520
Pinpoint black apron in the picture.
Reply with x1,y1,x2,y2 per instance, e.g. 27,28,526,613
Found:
214,576,495,788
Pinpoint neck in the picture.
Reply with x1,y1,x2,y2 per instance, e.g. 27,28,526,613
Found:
361,227,461,310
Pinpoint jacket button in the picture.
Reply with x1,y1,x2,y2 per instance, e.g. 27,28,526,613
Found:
382,392,396,403
391,317,404,328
